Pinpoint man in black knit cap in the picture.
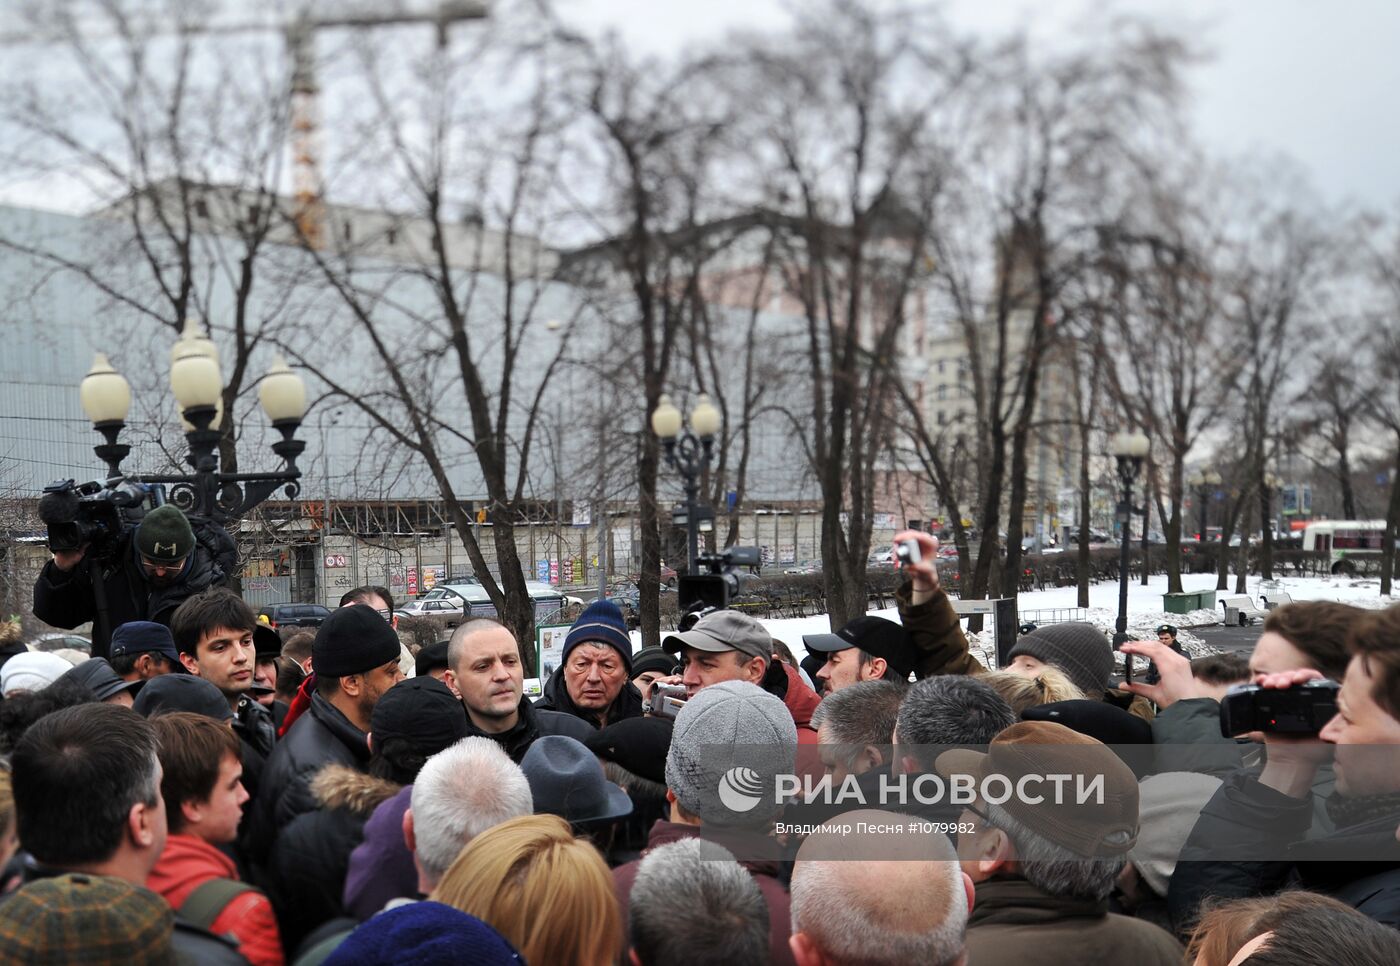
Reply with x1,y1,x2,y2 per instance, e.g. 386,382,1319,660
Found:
244,604,404,867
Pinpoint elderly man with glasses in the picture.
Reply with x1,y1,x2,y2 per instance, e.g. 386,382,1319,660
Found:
33,504,232,659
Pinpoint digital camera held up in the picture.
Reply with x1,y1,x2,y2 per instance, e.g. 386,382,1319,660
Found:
1219,679,1340,737
39,478,165,562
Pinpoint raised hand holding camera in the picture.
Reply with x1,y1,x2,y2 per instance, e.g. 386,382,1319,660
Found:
891,529,940,600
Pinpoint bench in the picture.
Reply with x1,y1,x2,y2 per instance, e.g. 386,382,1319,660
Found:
1260,591,1294,610
1218,594,1268,626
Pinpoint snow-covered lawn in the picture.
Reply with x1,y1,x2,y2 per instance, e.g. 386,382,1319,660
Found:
762,574,1395,669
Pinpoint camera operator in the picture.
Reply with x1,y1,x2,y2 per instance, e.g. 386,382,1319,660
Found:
658,610,820,731
33,504,230,659
1167,604,1400,934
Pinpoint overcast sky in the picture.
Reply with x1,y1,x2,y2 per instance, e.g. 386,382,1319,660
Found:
562,0,1400,212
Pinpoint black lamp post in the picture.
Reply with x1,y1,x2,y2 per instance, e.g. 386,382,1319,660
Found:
77,323,307,525
1111,430,1149,644
651,393,721,575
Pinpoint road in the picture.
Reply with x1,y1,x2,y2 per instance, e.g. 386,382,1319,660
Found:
1192,622,1264,655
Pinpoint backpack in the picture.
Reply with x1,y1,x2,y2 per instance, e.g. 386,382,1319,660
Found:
178,877,258,932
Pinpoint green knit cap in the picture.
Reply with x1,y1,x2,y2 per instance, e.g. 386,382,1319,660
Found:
135,506,195,562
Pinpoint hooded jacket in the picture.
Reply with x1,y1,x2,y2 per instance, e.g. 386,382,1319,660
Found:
966,878,1183,966
264,764,401,952
147,833,284,966
246,691,370,870
534,671,645,729
762,660,821,731
464,693,595,764
32,526,230,658
613,821,795,966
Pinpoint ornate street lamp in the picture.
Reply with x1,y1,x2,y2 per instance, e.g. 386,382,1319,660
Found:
1110,430,1149,643
77,322,307,525
651,392,721,574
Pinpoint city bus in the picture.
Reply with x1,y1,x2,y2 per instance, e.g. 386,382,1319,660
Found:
1301,520,1389,574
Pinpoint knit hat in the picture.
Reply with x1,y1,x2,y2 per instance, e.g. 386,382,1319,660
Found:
414,640,451,678
0,651,73,697
133,674,234,721
662,611,773,665
252,624,282,661
370,677,469,756
585,715,674,785
630,646,677,679
0,873,173,964
60,658,143,704
110,621,185,671
324,901,522,966
1007,622,1114,695
665,680,797,827
936,721,1140,857
1129,772,1222,896
313,604,403,677
563,600,632,672
521,735,633,826
135,505,196,563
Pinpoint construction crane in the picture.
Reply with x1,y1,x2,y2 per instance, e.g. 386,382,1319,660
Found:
1,1,490,247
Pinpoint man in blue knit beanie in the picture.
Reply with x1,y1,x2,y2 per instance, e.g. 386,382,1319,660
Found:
535,599,643,729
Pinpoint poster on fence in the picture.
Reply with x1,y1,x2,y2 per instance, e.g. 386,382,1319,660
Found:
535,624,570,686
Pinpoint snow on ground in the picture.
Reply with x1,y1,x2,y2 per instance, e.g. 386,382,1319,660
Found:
745,574,1397,669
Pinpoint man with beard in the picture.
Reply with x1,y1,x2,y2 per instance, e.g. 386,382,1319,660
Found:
245,603,404,868
445,617,592,763
33,504,231,659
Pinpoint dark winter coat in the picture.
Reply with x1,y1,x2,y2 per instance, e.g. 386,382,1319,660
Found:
966,878,1183,966
264,764,401,952
32,527,230,658
614,821,795,966
465,693,594,764
535,671,644,729
1150,698,1246,776
233,695,277,806
245,692,370,869
1169,770,1400,933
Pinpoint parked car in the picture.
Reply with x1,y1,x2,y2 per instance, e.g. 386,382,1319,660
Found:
29,633,92,653
256,603,332,630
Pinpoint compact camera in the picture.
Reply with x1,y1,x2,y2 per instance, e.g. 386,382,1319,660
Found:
894,538,922,567
1219,679,1341,736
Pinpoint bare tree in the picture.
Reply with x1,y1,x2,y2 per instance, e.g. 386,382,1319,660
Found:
1096,172,1236,593
280,10,580,656
0,0,298,480
725,2,967,626
1293,352,1369,520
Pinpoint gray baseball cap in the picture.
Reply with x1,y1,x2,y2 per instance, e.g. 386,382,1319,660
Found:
661,611,772,663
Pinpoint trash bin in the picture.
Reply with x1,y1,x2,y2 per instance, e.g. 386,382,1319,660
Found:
1162,590,1218,615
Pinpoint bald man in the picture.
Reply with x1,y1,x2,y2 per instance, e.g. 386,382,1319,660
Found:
788,810,972,966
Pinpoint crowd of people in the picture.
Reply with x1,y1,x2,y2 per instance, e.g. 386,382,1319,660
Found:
2,510,1399,964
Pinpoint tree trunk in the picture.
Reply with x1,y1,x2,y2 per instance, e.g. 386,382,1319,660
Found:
637,431,664,647
1381,443,1400,596
1076,430,1093,609
1259,485,1275,581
